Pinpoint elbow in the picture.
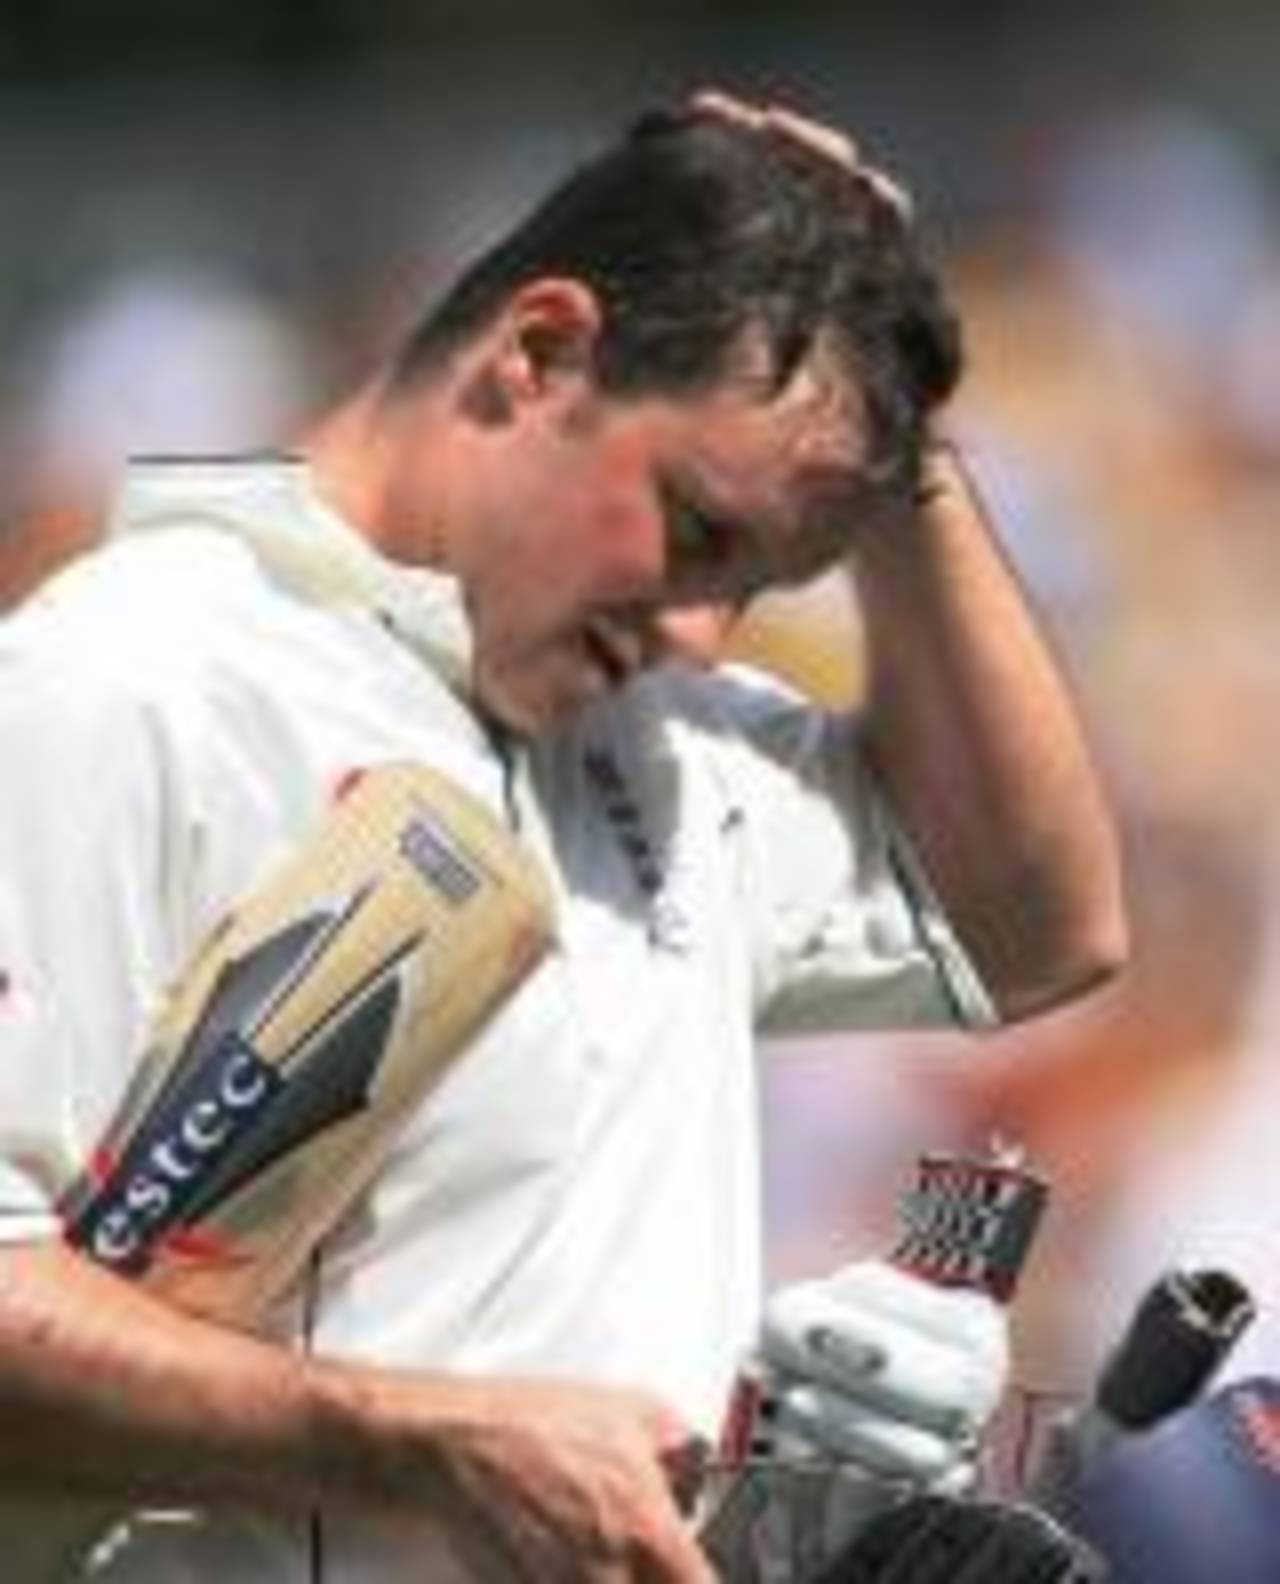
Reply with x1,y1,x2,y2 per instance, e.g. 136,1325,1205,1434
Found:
1087,896,1131,985
1064,859,1132,996
1046,907,1130,1008
990,895,1130,1026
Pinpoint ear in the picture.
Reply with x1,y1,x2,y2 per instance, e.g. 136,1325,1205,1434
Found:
493,278,603,406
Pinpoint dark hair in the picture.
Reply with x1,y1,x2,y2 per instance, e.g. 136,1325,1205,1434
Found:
393,107,962,498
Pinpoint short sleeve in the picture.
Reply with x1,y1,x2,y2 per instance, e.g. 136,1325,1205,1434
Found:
708,665,997,1034
0,631,179,1240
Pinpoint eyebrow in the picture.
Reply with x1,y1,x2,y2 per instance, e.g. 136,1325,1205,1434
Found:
661,444,872,585
666,482,793,600
661,461,774,543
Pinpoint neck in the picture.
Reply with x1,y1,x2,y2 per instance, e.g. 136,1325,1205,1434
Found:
302,377,450,568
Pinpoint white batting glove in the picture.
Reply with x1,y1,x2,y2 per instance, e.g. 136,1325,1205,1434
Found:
702,1150,1048,1582
702,1259,1011,1582
759,1256,1010,1490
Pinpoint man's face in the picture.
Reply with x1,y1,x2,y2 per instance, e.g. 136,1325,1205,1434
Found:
458,355,873,735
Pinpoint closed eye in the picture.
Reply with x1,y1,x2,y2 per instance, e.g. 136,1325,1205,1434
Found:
664,490,733,568
660,482,763,605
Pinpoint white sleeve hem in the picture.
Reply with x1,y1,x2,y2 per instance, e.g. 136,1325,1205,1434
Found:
0,1203,62,1245
882,806,1000,1031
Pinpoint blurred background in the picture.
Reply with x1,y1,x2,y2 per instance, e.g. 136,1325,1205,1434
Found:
4,0,1280,1456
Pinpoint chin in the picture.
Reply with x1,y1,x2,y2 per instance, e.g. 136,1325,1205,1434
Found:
473,673,554,738
477,662,606,738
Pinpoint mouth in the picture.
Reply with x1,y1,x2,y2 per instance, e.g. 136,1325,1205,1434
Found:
479,620,646,734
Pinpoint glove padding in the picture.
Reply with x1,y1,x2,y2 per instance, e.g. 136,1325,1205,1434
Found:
814,1494,1109,1584
759,1259,1010,1486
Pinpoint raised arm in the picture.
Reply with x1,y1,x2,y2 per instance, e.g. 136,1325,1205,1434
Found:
854,439,1127,1021
683,88,1127,1022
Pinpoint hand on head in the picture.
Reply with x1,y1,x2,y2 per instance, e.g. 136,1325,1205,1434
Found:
687,88,913,219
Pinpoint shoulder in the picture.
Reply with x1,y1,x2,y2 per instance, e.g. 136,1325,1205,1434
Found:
3,526,348,810
7,522,270,674
9,483,397,716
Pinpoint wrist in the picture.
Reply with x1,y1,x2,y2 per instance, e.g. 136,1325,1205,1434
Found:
917,429,963,496
301,1355,471,1517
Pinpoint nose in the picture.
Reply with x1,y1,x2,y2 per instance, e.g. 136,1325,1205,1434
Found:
650,603,737,669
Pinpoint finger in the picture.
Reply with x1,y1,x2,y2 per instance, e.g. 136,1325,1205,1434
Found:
861,169,914,219
629,1499,717,1584
757,104,913,215
690,88,861,166
659,1435,711,1515
762,1286,999,1430
774,1381,966,1484
760,104,861,170
765,109,913,218
690,89,912,217
687,88,765,130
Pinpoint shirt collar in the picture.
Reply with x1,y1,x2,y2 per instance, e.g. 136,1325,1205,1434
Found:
108,454,474,693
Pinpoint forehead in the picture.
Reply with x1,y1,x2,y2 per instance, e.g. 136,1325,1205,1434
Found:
672,345,866,470
656,355,874,553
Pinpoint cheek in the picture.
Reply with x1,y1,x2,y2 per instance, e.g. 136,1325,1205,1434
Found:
550,439,667,593
474,432,665,626
573,506,665,601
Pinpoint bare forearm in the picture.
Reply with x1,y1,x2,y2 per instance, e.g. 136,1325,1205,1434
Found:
0,1240,710,1581
853,441,1126,1019
0,1239,433,1514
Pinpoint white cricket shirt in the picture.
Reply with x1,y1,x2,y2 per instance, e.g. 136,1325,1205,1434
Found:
0,458,993,1579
